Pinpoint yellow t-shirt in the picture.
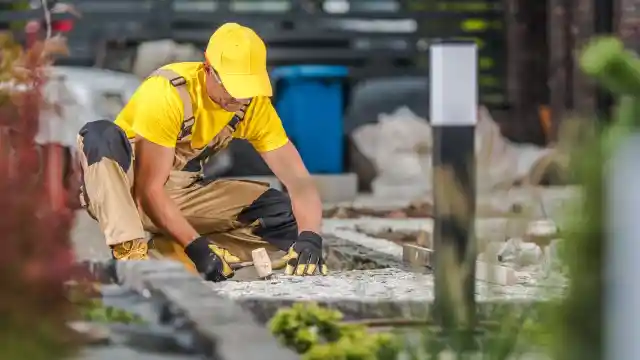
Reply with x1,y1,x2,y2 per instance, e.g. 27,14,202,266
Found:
114,62,289,153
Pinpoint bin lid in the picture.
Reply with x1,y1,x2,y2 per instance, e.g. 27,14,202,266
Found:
271,65,348,80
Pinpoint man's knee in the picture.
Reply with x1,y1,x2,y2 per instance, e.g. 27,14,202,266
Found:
237,188,297,251
79,120,132,171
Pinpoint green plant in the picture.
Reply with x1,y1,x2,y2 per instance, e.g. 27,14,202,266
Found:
269,303,400,359
541,36,640,360
80,299,144,324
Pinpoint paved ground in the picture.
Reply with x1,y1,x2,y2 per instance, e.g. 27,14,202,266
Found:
71,211,110,261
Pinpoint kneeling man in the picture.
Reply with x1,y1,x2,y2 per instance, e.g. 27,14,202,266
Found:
76,23,327,281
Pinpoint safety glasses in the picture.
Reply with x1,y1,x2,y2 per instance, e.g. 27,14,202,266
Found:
203,55,251,105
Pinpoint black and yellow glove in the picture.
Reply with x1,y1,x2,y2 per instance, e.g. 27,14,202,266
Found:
284,231,328,276
184,236,234,282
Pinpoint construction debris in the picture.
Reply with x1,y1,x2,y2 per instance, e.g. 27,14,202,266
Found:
350,106,571,200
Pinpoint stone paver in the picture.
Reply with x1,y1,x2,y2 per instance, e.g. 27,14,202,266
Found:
75,346,199,360
209,268,562,304
72,211,109,261
113,260,298,360
207,268,563,324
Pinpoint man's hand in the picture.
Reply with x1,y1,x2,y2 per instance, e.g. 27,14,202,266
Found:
284,231,328,276
184,236,235,282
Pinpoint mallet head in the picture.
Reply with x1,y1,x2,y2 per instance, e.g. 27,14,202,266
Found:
251,247,273,279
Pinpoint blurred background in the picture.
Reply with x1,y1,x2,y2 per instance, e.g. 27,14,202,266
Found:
0,0,633,203
1,0,540,200
1,0,631,202
2,1,640,359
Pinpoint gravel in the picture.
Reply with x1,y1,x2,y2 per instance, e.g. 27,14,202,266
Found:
209,268,564,303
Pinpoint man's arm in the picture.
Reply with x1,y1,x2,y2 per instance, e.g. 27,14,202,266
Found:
260,141,322,234
133,139,199,246
126,76,199,247
134,138,235,281
247,97,326,275
242,96,323,234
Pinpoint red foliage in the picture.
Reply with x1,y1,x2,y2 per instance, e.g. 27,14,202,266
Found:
0,33,81,359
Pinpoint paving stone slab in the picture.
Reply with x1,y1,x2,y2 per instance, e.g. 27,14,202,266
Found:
323,224,405,259
324,217,540,246
323,234,418,272
110,260,298,360
329,186,580,218
208,268,564,323
75,346,200,360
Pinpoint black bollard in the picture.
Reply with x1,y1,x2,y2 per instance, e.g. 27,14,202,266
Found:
430,40,478,335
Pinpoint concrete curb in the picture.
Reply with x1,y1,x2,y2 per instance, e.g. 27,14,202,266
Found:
214,292,544,325
112,260,299,360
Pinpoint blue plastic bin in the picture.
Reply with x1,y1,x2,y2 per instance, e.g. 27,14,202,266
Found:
272,65,348,174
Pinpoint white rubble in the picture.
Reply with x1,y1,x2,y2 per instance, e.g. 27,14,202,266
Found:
351,105,565,200
132,39,202,79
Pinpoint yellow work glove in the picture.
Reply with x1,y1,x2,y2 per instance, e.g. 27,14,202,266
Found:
284,231,329,276
184,236,234,282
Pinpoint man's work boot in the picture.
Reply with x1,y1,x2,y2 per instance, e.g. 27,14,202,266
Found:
111,239,149,260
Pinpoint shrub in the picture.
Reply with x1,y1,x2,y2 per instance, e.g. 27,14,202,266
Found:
269,303,400,359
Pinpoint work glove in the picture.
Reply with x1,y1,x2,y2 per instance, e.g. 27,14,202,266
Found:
184,236,234,282
284,231,328,276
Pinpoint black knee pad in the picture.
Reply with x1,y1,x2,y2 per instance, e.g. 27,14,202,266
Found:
79,120,133,171
237,188,297,251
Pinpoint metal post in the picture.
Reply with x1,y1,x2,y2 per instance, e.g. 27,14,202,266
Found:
430,40,478,332
594,0,614,121
606,134,640,359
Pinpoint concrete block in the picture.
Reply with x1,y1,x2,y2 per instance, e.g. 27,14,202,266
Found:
220,174,358,202
115,260,186,293
208,269,562,323
476,261,517,286
324,227,404,258
113,260,297,360
416,230,432,247
311,173,358,203
524,219,559,247
401,245,516,285
324,234,408,271
402,244,433,268
219,176,282,191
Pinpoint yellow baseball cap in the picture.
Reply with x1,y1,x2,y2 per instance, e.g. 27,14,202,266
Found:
205,23,272,99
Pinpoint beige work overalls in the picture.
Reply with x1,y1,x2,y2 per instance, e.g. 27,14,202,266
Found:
76,69,281,271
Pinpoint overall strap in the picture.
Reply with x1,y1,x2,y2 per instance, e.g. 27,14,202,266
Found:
192,99,253,165
146,69,195,139
227,100,251,131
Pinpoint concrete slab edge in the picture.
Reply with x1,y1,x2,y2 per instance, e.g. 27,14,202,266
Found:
323,226,405,259
111,260,299,360
214,296,545,326
324,234,421,273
